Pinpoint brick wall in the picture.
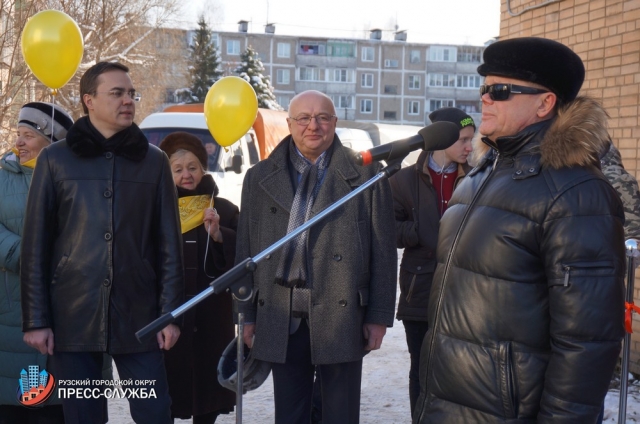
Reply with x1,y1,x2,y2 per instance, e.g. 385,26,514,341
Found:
498,0,640,373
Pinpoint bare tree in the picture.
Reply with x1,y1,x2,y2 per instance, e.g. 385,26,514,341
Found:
0,0,41,154
0,0,188,155
46,0,185,118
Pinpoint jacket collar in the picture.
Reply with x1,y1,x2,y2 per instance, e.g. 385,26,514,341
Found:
259,135,361,213
0,150,27,174
474,96,611,170
415,150,470,184
176,173,219,198
66,116,149,162
485,120,550,158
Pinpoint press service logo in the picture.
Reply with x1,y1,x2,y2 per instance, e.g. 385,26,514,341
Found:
16,365,56,406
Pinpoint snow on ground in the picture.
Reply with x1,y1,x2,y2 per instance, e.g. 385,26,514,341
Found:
107,314,411,423
602,373,640,422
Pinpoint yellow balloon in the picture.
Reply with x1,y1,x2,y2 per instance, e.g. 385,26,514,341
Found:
21,10,84,89
204,77,258,147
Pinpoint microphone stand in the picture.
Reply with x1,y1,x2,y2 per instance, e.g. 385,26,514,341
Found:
135,158,404,423
618,238,639,424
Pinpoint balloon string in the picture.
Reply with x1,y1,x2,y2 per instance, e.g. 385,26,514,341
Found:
49,91,57,144
203,192,217,279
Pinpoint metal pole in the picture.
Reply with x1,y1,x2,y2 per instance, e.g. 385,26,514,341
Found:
236,313,244,424
619,238,639,424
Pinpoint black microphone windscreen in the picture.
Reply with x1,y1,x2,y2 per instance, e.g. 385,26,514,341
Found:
418,121,462,152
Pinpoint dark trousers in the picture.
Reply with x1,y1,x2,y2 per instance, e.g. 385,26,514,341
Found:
49,350,172,424
403,320,429,418
271,320,363,424
0,405,64,424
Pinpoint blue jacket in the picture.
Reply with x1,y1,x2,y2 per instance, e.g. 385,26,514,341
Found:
0,150,50,405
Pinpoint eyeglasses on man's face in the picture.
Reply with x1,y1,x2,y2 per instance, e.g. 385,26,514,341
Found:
479,83,549,101
289,114,336,126
93,89,141,102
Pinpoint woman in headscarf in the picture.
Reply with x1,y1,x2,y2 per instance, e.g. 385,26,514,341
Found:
0,102,73,424
159,132,237,423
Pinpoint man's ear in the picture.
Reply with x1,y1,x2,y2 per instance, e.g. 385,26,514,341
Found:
537,92,557,119
83,93,94,112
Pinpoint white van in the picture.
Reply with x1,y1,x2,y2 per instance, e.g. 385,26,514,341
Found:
335,127,374,153
139,112,259,208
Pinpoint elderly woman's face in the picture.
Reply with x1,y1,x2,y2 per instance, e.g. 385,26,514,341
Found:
15,127,49,164
169,151,205,190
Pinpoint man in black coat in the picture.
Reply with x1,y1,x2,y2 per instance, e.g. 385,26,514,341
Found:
414,38,626,423
21,62,184,424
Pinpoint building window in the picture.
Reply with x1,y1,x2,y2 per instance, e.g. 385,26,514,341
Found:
331,95,354,109
361,73,374,88
211,34,220,48
456,75,482,89
361,46,374,62
408,101,420,115
328,41,355,57
384,85,398,94
276,69,290,84
428,46,457,62
277,96,290,110
429,99,455,112
298,67,325,81
457,46,483,63
383,111,397,120
456,101,480,114
410,50,421,63
384,59,399,68
277,42,291,58
428,73,456,87
227,40,240,55
299,41,325,55
329,69,355,83
360,99,373,113
408,75,421,89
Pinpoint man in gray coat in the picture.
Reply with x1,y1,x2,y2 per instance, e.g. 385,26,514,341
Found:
236,90,397,423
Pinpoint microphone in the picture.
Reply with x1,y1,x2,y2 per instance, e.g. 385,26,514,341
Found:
354,121,461,166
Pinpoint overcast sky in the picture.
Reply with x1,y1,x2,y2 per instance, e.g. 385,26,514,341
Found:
173,0,501,46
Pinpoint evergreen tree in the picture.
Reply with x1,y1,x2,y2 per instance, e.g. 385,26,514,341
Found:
188,16,223,102
234,46,283,110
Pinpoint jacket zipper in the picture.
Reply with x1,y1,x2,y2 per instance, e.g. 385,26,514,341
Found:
563,266,571,286
417,151,500,422
3,271,9,311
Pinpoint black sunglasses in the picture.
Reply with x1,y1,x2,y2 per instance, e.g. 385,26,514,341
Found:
479,83,549,101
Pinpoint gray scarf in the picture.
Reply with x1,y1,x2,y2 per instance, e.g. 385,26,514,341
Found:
274,140,332,288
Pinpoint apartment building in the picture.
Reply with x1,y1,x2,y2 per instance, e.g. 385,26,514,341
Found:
189,22,488,126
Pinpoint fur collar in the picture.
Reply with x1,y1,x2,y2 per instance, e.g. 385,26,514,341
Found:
472,96,610,169
66,116,149,162
176,173,219,198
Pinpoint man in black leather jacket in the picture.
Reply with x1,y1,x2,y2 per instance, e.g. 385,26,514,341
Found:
21,62,184,424
414,38,626,423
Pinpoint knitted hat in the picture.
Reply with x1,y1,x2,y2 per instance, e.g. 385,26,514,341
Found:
18,102,74,142
429,107,475,131
158,132,208,169
477,37,585,105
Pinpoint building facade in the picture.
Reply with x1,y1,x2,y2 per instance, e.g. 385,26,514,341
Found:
182,24,488,127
